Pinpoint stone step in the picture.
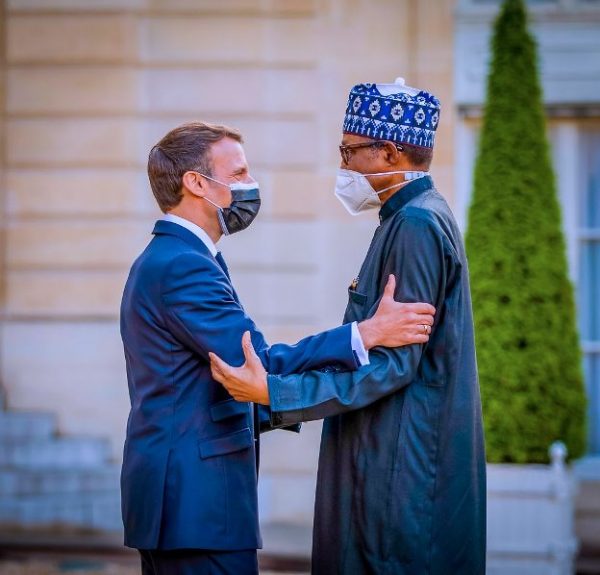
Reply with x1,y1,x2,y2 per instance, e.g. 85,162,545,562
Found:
0,466,120,496
0,412,57,441
0,491,123,532
0,437,112,469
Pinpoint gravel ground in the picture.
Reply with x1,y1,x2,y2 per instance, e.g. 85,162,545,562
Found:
0,558,307,575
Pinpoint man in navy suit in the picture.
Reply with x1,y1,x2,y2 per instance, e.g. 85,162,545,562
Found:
120,121,436,575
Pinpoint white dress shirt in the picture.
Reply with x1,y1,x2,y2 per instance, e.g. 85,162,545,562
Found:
163,213,218,256
162,214,369,366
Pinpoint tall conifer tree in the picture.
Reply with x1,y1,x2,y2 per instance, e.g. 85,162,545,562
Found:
465,0,586,462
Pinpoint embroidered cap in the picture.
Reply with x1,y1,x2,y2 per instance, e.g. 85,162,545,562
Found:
342,77,441,149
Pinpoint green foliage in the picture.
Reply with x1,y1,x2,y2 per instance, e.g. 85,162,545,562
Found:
465,0,587,463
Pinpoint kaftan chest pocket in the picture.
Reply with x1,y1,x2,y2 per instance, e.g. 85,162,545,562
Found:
346,288,369,323
348,288,367,306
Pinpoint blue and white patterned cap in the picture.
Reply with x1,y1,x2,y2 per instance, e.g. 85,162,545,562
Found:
343,78,441,149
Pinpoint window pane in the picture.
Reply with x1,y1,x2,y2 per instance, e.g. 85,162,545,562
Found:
582,132,600,229
585,353,600,453
579,241,600,341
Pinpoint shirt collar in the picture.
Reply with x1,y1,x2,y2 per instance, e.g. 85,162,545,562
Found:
378,175,434,223
162,213,218,256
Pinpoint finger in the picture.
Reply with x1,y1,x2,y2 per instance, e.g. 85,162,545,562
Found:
208,351,227,372
210,362,238,396
404,302,436,315
412,334,430,344
208,352,232,380
415,314,435,326
407,312,421,324
241,331,260,365
383,274,396,300
211,368,225,385
209,363,225,384
209,364,226,385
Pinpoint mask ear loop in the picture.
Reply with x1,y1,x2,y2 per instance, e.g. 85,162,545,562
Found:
196,172,229,188
202,196,230,236
366,170,428,179
192,171,232,235
216,210,230,236
371,171,429,195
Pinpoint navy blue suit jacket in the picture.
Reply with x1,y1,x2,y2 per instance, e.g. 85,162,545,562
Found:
120,220,359,551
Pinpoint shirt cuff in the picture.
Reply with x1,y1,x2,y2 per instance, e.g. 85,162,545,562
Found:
350,321,370,366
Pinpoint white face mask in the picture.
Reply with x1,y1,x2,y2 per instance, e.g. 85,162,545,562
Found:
334,169,429,216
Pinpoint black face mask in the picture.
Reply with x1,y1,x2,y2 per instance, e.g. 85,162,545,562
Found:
200,175,261,236
214,185,261,236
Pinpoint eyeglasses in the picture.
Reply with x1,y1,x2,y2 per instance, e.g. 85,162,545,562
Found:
339,140,404,165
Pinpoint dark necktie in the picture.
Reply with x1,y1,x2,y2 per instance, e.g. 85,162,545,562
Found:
214,252,230,279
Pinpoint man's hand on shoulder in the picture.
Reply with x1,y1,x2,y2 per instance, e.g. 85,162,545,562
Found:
209,331,270,405
358,274,436,350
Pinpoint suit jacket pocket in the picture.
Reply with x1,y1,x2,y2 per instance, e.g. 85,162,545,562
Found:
198,427,253,459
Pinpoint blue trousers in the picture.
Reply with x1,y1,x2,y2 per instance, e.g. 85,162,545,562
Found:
138,548,258,575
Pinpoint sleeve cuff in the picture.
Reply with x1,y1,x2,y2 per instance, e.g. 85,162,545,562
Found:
267,374,304,427
351,321,370,366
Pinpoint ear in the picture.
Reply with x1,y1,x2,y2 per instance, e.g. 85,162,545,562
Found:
382,141,402,166
181,170,206,198
385,142,412,170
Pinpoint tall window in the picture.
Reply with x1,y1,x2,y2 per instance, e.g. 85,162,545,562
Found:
580,129,600,452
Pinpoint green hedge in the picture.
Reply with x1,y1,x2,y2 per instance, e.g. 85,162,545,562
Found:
465,0,586,463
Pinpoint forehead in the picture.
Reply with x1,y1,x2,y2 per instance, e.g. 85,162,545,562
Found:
210,137,247,169
341,133,375,145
